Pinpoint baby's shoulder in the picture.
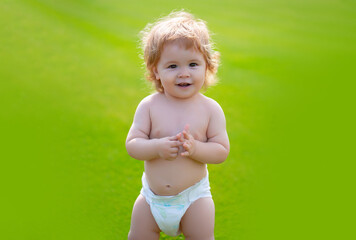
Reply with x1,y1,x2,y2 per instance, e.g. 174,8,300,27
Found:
136,93,167,112
200,94,223,111
139,92,162,105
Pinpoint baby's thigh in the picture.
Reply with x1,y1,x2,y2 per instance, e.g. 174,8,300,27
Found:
128,195,160,240
180,197,215,240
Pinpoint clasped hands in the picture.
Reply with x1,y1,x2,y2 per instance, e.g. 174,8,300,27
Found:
157,124,196,160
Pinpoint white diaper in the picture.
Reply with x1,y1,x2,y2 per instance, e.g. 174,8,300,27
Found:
140,172,212,236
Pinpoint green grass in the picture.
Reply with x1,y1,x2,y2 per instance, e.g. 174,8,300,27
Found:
1,0,355,240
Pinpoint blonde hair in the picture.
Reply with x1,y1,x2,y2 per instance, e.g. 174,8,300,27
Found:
140,10,220,92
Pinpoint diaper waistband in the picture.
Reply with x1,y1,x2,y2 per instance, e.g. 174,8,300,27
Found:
141,171,210,204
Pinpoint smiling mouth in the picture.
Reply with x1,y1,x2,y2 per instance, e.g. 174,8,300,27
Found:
177,83,192,87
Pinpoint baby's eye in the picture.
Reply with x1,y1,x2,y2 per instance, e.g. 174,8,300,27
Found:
189,63,198,67
168,64,177,69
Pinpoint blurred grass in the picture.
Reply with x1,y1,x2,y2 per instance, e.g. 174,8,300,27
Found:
0,0,355,239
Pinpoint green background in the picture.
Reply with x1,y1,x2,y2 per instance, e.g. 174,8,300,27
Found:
1,0,355,239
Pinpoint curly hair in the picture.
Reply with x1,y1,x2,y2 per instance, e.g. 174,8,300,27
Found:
140,10,220,92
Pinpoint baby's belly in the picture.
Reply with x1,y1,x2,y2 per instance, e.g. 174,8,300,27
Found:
144,156,207,196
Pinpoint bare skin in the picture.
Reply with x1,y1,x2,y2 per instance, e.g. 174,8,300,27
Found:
126,42,229,239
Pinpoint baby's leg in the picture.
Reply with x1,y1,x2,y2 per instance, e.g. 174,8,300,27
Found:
128,195,160,240
180,197,215,240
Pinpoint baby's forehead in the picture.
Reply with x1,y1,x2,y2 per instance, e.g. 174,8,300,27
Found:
159,42,204,61
161,39,204,55
165,38,197,48
162,40,198,52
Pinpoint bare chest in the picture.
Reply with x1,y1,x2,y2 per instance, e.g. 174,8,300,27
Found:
149,103,209,142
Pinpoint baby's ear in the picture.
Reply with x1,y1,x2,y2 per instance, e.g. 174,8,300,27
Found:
153,67,160,80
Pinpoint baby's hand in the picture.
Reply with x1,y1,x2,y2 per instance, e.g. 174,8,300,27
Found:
177,124,196,157
157,136,182,160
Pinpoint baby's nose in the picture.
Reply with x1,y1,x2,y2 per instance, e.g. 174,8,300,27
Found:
178,68,190,78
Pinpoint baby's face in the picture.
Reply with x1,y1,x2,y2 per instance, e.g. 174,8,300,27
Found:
154,42,206,100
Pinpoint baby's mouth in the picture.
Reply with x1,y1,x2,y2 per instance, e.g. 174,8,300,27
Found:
177,82,192,87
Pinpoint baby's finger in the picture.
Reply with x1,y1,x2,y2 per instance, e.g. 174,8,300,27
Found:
181,151,190,157
172,141,183,147
176,133,185,142
184,124,190,132
168,135,178,141
182,130,192,140
183,142,190,151
171,146,179,153
165,152,178,160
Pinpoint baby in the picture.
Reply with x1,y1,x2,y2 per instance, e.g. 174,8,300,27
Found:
126,11,230,240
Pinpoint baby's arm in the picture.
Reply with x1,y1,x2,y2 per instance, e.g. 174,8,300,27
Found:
126,97,182,161
178,100,230,164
